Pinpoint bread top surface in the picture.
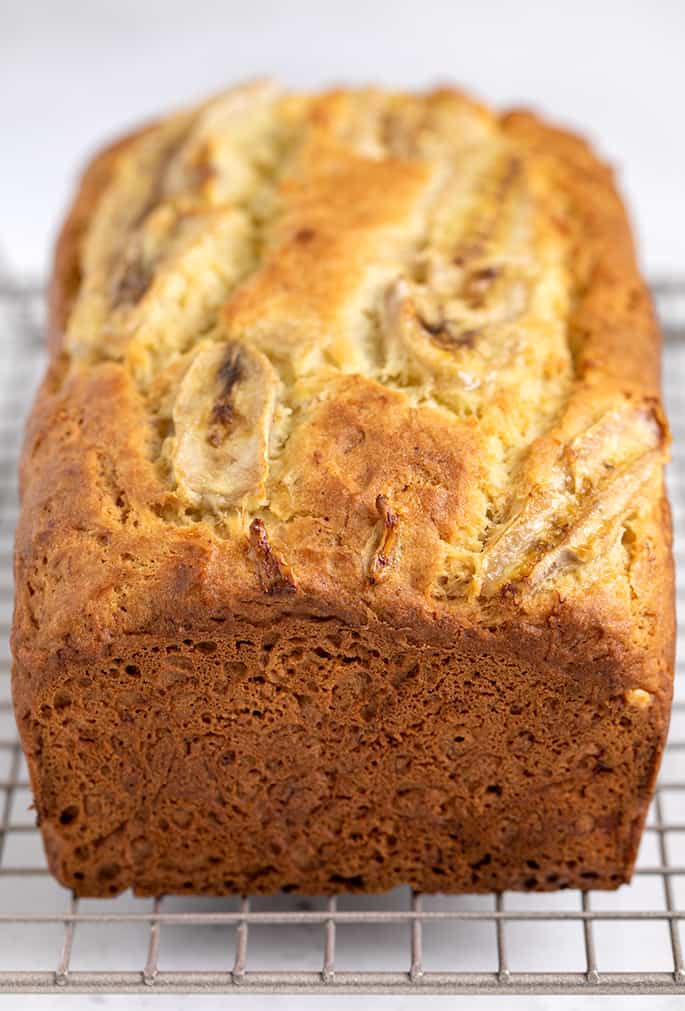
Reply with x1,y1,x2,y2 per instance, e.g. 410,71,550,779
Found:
15,83,673,695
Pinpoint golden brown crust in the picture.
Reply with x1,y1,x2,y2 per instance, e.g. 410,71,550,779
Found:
501,109,663,393
12,84,674,897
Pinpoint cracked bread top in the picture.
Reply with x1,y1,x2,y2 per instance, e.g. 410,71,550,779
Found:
14,83,673,701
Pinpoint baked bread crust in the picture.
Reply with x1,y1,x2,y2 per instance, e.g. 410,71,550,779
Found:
12,84,674,896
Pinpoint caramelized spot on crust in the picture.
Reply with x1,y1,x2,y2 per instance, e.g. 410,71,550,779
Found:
109,257,153,308
368,494,400,585
248,518,296,595
461,265,500,308
428,324,479,350
207,345,245,447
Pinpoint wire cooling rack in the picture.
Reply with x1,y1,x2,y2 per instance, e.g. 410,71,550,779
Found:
1,274,685,995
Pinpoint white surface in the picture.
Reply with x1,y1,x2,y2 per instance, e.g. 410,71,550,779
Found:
1,0,684,280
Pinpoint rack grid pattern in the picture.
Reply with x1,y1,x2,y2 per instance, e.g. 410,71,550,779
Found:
1,274,685,994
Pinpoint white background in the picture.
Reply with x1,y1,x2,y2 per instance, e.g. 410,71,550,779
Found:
1,0,684,281
2,1,685,1008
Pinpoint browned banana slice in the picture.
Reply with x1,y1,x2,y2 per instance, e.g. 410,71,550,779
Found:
162,80,284,206
382,279,493,391
479,403,664,595
68,83,286,370
171,340,279,510
525,450,662,590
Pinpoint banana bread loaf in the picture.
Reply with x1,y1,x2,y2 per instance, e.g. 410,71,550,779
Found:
12,83,674,897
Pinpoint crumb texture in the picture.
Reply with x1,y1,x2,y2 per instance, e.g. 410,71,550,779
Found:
12,83,674,897
14,622,670,896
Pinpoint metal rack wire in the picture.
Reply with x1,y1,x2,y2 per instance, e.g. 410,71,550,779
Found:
1,272,685,994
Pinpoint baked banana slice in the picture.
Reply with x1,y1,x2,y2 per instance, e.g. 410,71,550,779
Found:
171,340,279,511
380,142,570,427
479,402,665,596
